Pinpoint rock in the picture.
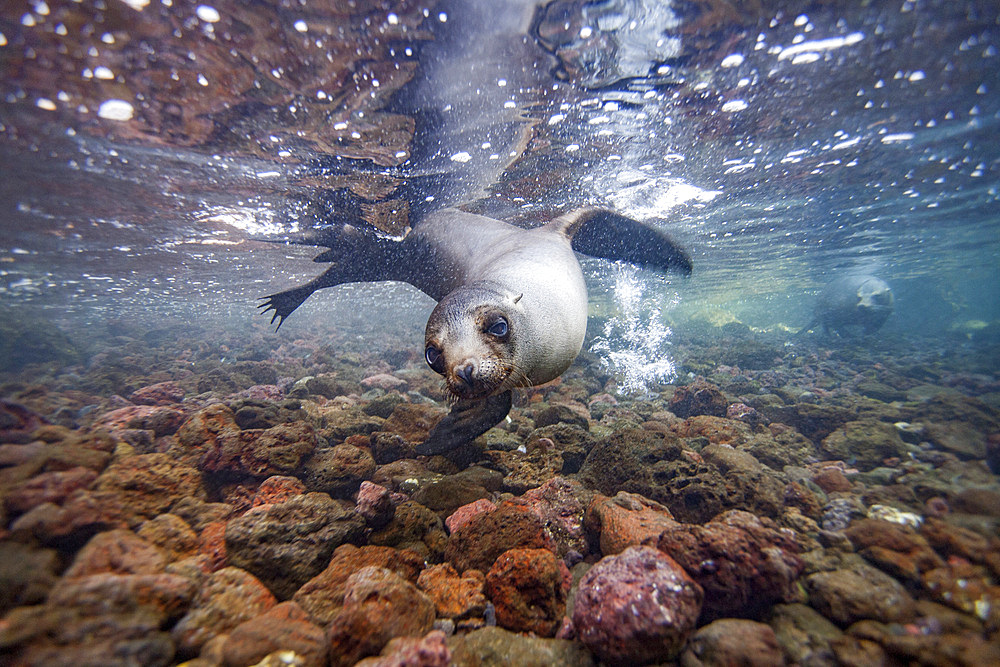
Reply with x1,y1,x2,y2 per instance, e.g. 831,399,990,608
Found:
228,398,305,430
8,488,128,547
368,499,449,561
326,566,436,667
91,404,187,437
63,528,167,577
136,513,200,562
444,501,556,574
445,499,497,534
680,618,785,667
251,475,307,507
172,566,277,656
93,452,205,525
130,381,185,406
370,431,417,464
382,403,447,443
533,402,590,430
572,546,703,665
515,476,593,558
221,601,327,667
811,467,853,493
585,491,677,556
669,379,728,418
300,443,377,498
656,509,804,622
448,626,596,667
768,602,843,666
820,420,908,471
47,571,197,623
485,548,570,636
416,563,487,621
3,466,98,515
204,422,319,478
844,518,945,583
293,544,425,625
805,563,916,627
225,492,366,599
354,630,451,667
0,541,60,612
355,480,395,527
170,403,242,468
410,470,496,518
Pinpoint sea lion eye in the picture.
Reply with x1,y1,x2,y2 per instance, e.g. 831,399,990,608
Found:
425,345,445,373
486,317,509,338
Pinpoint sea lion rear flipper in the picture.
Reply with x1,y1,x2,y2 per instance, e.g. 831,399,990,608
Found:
416,390,513,455
551,208,693,275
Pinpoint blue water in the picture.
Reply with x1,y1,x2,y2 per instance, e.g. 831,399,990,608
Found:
0,0,998,363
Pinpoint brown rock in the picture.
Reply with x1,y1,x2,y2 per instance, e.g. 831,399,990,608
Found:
222,601,327,667
136,513,200,562
844,518,945,583
172,566,277,656
445,501,556,574
585,491,677,556
251,475,307,507
93,452,205,525
294,544,424,625
680,618,785,667
326,566,436,667
64,528,167,577
416,563,487,620
485,548,570,637
806,563,916,627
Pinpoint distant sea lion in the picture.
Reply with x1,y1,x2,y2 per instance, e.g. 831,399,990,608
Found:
259,207,691,453
806,274,894,336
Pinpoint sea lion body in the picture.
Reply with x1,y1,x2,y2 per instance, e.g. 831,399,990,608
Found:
811,274,894,336
259,207,690,453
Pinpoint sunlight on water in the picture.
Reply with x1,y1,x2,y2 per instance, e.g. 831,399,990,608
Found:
590,264,680,397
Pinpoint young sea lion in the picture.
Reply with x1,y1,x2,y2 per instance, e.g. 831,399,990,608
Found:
259,207,691,453
805,274,894,336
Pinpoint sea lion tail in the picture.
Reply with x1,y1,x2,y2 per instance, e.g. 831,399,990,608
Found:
552,208,693,275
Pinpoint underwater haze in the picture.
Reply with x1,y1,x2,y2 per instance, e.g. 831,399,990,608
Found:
1,0,1000,665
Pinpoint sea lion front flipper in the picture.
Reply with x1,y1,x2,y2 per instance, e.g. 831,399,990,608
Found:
416,390,513,455
551,208,693,276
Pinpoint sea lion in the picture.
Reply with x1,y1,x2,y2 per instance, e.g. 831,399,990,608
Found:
259,207,691,453
806,274,894,336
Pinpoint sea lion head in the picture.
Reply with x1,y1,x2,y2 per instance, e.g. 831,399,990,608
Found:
424,281,525,401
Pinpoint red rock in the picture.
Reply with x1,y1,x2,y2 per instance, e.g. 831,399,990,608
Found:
681,618,786,667
444,498,497,533
294,544,425,625
585,491,677,556
129,381,185,406
812,467,853,493
136,513,200,562
252,475,307,507
356,480,395,527
3,466,98,515
64,528,167,577
486,548,570,637
354,629,451,667
198,520,228,572
326,566,436,667
921,564,1000,626
91,404,186,437
572,546,703,664
416,563,487,620
515,476,591,558
221,601,327,667
656,509,803,621
172,566,277,656
445,498,497,534
444,501,556,573
93,452,205,525
170,403,241,468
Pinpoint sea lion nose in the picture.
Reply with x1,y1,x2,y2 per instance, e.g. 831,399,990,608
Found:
455,362,476,387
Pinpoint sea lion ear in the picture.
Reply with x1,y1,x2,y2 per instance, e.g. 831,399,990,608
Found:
512,293,523,304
